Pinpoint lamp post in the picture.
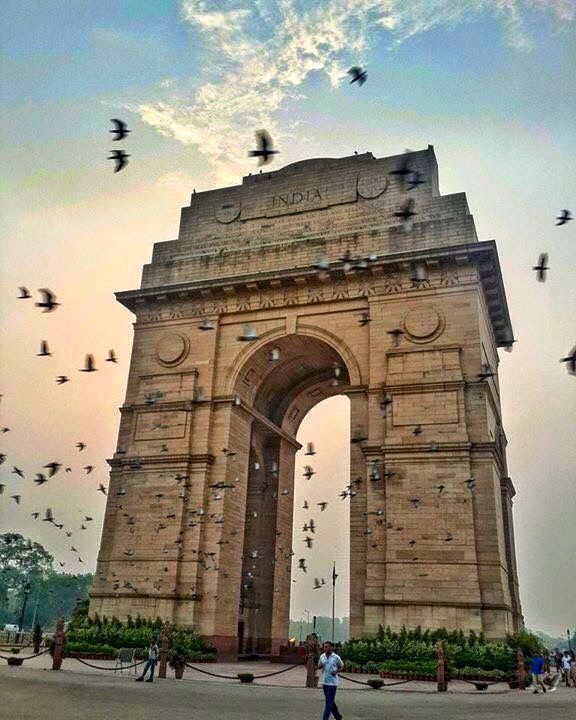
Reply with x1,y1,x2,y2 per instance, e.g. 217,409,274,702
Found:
17,581,31,642
331,562,338,644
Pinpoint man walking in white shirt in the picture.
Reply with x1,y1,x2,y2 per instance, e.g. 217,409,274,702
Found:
318,641,344,720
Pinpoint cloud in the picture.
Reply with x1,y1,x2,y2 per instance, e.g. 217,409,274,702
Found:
135,0,573,181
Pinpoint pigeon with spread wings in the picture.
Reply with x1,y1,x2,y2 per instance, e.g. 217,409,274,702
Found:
248,130,278,166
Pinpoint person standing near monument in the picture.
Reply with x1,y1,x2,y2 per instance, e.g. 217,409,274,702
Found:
318,641,344,720
135,639,159,683
529,651,547,693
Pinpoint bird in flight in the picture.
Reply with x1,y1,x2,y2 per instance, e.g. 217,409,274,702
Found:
237,324,259,342
358,312,371,327
556,209,572,225
106,349,118,363
44,462,62,477
304,442,316,456
98,483,107,495
198,318,215,331
109,118,130,141
11,495,21,504
80,354,97,372
84,465,94,474
76,442,86,451
347,66,367,86
12,467,24,478
56,376,69,385
394,198,417,222
248,130,278,166
317,502,328,512
407,170,425,190
109,149,130,173
303,465,315,480
35,288,59,312
37,340,51,357
18,287,31,299
387,328,403,347
560,345,576,375
532,253,549,282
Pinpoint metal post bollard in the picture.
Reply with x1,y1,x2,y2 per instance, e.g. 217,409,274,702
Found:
52,618,65,671
516,648,526,690
436,642,447,692
158,622,170,679
305,633,319,688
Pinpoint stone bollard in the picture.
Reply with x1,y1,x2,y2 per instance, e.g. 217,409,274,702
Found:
436,642,447,692
52,618,65,671
543,648,550,674
516,648,526,690
158,622,170,679
305,633,319,688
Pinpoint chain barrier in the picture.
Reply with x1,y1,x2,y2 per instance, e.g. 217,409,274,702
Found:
1,648,51,662
456,676,509,687
184,662,301,680
339,673,414,687
72,656,148,671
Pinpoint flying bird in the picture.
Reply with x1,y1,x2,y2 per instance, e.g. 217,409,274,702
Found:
37,340,51,357
560,345,576,375
303,465,315,480
44,462,62,477
97,483,107,495
394,198,417,222
532,253,549,282
56,376,69,385
556,209,572,225
358,312,371,327
304,442,316,456
11,495,21,504
347,66,367,86
407,170,425,190
317,502,328,512
269,347,281,362
18,287,31,299
248,130,279,166
298,558,307,572
34,473,48,485
80,354,97,372
109,118,131,141
84,465,94,474
106,349,118,363
387,328,403,347
237,324,259,341
109,149,130,173
313,256,330,272
76,442,86,451
413,425,423,436
12,467,24,478
43,508,54,522
198,319,216,331
35,288,59,312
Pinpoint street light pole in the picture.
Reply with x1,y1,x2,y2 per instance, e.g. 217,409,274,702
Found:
17,582,31,641
331,562,338,644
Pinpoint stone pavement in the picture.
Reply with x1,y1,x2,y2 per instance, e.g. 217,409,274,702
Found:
1,666,575,720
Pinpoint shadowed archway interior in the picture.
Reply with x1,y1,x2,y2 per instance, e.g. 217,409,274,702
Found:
232,334,352,654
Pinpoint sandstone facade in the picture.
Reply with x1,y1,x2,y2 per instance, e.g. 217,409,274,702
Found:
89,147,523,658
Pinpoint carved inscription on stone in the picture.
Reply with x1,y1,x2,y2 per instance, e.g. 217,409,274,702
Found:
134,410,188,440
392,391,459,426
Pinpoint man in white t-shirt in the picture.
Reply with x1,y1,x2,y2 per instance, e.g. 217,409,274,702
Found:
318,641,344,720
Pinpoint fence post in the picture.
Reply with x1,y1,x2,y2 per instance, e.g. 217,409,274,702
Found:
516,648,526,690
158,622,170,679
51,618,65,671
436,642,447,692
305,633,319,688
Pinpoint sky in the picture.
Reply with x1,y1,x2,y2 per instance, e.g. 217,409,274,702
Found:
0,0,574,636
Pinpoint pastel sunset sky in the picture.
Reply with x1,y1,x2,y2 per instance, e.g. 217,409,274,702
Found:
1,0,574,636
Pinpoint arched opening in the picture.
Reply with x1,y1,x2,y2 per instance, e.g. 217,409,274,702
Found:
290,396,350,644
231,333,360,656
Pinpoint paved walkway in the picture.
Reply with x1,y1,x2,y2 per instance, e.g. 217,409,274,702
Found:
0,653,517,693
1,666,574,720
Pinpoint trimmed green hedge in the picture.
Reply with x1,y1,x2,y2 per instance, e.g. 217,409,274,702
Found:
65,613,215,660
339,626,538,674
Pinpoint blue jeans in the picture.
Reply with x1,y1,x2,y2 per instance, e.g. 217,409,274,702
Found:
140,658,156,680
322,684,341,720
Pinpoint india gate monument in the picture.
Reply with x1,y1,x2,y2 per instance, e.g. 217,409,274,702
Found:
90,146,523,659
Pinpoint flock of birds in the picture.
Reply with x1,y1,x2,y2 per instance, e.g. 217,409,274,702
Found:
2,63,574,610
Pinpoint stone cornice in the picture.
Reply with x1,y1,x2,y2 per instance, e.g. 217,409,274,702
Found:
115,241,513,347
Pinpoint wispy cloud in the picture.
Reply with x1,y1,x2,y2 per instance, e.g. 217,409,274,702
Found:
135,0,573,181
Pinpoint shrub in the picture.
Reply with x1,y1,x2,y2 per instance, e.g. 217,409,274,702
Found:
238,673,254,683
367,679,384,689
378,660,437,675
452,667,507,681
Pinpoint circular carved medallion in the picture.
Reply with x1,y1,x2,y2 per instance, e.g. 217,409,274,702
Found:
357,172,389,200
402,307,444,343
155,333,190,367
214,199,241,224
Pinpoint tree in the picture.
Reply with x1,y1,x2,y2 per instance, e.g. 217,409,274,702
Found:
0,533,54,597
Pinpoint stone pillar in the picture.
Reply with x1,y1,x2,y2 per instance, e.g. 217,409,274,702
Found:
51,618,65,671
305,633,319,688
436,642,447,692
158,623,170,679
516,648,526,690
